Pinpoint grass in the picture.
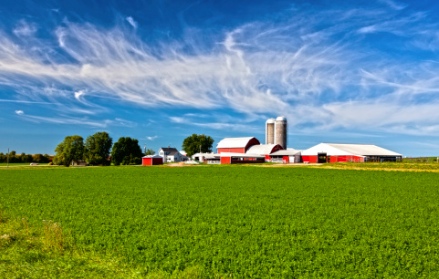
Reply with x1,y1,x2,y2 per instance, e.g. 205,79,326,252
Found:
0,209,206,278
1,164,439,277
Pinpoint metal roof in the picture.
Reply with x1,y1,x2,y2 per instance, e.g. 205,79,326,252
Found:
216,137,258,149
160,147,180,156
246,144,280,155
301,143,402,156
270,149,301,156
142,155,163,158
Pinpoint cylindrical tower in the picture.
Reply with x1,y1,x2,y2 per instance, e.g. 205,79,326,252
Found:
265,118,275,144
275,116,287,149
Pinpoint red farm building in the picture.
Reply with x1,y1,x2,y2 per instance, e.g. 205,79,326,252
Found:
246,144,283,161
216,137,260,154
301,143,402,163
216,137,285,164
142,155,163,166
270,149,302,163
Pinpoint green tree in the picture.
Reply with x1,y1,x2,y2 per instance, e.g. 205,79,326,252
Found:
32,154,49,163
8,150,17,163
144,149,155,156
54,135,84,166
182,134,214,157
84,132,113,166
111,137,142,166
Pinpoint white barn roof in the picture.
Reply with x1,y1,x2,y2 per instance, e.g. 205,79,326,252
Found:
270,149,301,156
246,144,279,155
301,143,402,156
217,137,257,149
142,155,163,158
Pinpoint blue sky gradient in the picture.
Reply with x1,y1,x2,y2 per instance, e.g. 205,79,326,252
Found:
1,0,439,156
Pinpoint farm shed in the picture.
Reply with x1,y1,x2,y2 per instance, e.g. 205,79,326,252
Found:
301,143,402,163
191,153,220,164
205,154,220,164
142,155,163,166
216,137,260,154
219,152,265,164
246,144,283,161
270,149,302,163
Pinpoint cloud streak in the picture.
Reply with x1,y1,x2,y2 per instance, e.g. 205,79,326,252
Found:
1,2,439,136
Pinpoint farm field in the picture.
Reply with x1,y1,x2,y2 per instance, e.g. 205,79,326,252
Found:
1,165,439,278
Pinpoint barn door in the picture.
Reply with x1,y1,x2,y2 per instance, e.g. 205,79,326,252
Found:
317,153,327,163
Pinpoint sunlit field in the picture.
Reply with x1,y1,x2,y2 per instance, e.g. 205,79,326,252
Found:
1,165,439,278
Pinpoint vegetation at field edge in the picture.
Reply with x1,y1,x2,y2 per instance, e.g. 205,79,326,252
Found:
316,162,439,172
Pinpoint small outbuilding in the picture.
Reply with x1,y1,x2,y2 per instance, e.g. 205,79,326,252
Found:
142,155,163,166
270,149,302,163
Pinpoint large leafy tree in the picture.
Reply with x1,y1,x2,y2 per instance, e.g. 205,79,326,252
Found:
54,135,84,166
84,132,113,166
182,134,214,157
111,137,143,165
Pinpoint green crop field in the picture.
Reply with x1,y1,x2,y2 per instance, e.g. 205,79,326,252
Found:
1,165,439,278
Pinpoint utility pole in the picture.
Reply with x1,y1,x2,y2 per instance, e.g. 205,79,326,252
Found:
7,148,9,167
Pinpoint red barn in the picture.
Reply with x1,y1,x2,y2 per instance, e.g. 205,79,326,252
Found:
246,144,283,161
142,155,163,166
301,143,402,163
216,137,260,154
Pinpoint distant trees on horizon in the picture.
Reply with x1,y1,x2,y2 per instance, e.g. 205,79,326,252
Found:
53,132,143,166
3,132,214,166
0,151,51,164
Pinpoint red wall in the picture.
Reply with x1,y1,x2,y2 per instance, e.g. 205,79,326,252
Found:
302,155,364,163
142,157,163,166
301,156,317,163
220,157,231,164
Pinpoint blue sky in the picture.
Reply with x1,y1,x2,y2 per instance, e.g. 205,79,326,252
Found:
1,0,439,156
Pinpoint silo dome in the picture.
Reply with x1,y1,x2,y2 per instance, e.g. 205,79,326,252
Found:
276,116,287,121
266,118,275,124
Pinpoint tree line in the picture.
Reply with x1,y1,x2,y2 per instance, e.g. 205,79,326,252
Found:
53,132,154,167
0,151,50,163
55,133,214,166
2,132,214,166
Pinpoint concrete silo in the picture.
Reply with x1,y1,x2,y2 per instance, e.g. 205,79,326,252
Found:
265,118,275,144
275,116,287,149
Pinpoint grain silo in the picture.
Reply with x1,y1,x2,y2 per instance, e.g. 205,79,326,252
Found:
265,118,275,144
275,116,287,149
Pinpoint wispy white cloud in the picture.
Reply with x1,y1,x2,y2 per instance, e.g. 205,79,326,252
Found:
15,112,136,128
378,0,407,11
126,16,137,29
146,136,158,141
1,3,439,136
13,20,37,37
